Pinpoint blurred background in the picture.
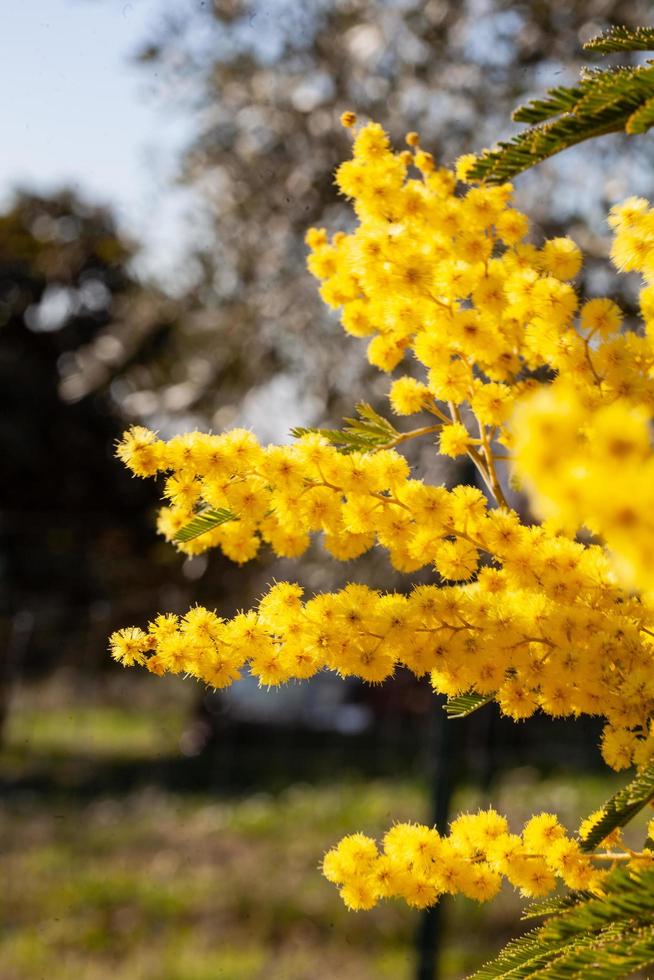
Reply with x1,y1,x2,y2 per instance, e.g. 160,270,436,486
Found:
3,1,654,978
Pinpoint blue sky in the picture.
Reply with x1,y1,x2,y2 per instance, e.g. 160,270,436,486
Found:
0,0,195,285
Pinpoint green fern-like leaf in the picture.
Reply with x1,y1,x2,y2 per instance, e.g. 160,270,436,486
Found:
291,402,400,454
289,425,362,452
512,85,586,124
470,926,556,978
577,761,654,852
583,25,654,54
470,867,654,979
468,28,654,183
521,892,589,921
173,507,238,543
575,65,654,116
470,111,625,183
444,692,493,718
627,94,654,132
539,923,654,980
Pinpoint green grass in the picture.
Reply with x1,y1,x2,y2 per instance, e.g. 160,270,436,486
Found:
1,782,422,980
0,675,641,980
3,671,194,762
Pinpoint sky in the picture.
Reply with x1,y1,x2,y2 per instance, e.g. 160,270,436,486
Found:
0,0,195,286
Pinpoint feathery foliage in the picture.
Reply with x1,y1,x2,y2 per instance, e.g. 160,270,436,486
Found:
444,692,494,718
521,892,590,921
584,25,654,54
470,867,654,979
291,402,400,454
173,507,238,543
470,26,654,182
578,762,654,853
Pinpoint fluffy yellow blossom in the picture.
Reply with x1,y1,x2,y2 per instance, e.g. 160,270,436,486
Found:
388,376,431,415
470,381,515,426
580,297,623,338
455,153,478,182
116,426,163,478
512,382,654,590
539,236,583,280
439,422,470,458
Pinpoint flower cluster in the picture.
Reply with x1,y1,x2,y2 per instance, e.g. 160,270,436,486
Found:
116,422,614,583
308,121,585,395
511,198,654,597
514,384,654,594
305,124,654,497
323,810,652,911
113,119,654,915
111,564,654,772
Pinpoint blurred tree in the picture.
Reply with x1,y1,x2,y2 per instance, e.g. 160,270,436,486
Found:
0,190,184,735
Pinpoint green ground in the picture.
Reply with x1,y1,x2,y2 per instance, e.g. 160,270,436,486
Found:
0,674,636,980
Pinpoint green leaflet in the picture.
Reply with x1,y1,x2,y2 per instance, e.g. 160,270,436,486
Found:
469,26,654,183
470,90,644,182
575,65,654,117
584,25,654,54
444,692,493,718
512,85,585,125
627,94,654,133
577,761,654,852
173,507,238,543
521,891,589,921
291,402,399,454
469,867,654,979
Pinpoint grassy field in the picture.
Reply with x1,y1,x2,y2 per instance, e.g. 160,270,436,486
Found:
0,673,635,980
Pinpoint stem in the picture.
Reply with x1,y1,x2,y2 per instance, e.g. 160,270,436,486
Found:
592,852,642,862
379,424,443,452
370,490,410,511
476,413,510,510
426,403,455,425
518,851,640,862
428,290,453,312
446,399,510,507
583,333,603,386
443,523,487,552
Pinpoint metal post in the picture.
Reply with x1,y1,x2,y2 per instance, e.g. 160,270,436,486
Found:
415,696,459,980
